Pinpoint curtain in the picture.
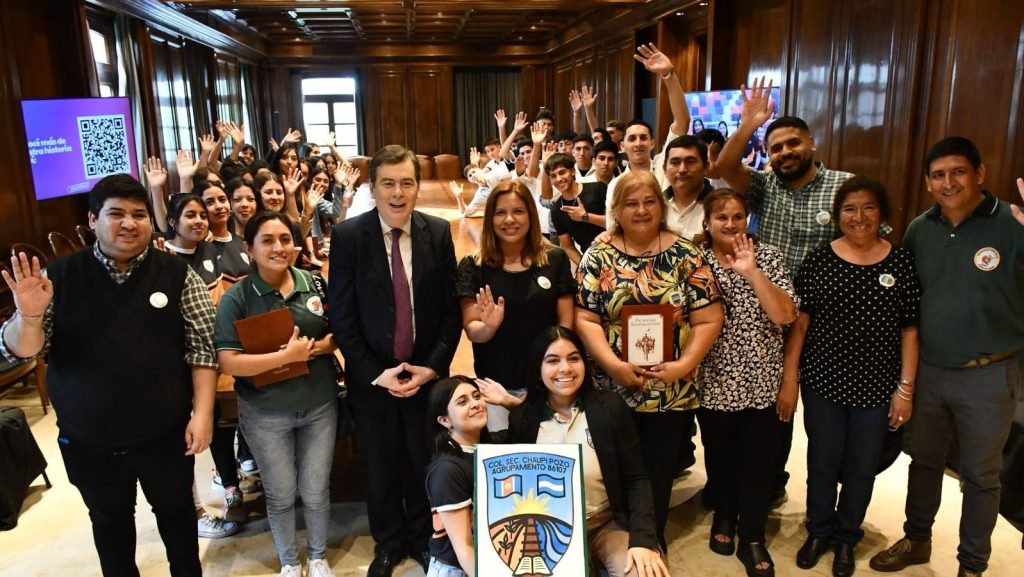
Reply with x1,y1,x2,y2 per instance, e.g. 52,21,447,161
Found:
114,15,146,174
453,68,522,166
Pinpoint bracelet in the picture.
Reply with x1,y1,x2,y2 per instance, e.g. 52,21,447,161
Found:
897,384,914,396
899,377,914,386
660,70,674,80
894,389,913,401
15,310,44,321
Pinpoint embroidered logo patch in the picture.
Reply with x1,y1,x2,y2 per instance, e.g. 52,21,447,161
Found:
974,247,1000,271
203,259,215,273
306,295,324,316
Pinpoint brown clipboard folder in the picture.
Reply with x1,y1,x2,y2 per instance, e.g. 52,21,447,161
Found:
619,303,674,369
233,307,309,387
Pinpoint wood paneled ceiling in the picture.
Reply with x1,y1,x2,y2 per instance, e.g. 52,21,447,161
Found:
165,0,651,45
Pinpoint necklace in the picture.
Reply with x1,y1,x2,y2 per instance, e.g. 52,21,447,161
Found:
620,233,662,257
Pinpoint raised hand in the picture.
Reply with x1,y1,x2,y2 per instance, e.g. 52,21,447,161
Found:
569,89,583,112
475,377,521,408
224,120,245,144
542,141,557,162
469,146,482,167
306,181,326,212
345,167,360,189
333,163,351,187
145,156,168,190
198,134,216,155
723,234,758,278
475,285,505,332
281,128,302,145
176,149,197,179
494,108,507,127
326,131,336,147
531,121,548,145
1012,177,1024,226
581,84,598,107
268,138,280,151
1,253,53,317
739,76,775,128
449,180,464,198
214,120,228,139
283,167,305,196
634,42,674,77
513,111,529,133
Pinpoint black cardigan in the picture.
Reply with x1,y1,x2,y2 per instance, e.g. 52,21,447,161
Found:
506,388,658,550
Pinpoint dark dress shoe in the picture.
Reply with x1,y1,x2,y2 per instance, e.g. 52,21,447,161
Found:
832,543,855,577
868,537,931,572
796,535,833,569
411,551,430,573
367,551,404,577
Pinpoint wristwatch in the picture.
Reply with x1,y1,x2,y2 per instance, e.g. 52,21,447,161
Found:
581,211,588,222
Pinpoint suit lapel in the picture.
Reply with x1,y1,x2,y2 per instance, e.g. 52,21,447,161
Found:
410,211,430,296
365,208,394,305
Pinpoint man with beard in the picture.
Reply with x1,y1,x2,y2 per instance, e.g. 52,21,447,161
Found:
714,77,855,509
714,78,853,275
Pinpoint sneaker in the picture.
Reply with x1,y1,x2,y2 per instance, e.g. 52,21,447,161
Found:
197,513,238,539
869,537,931,572
239,459,259,474
307,558,334,577
224,486,243,510
278,564,301,577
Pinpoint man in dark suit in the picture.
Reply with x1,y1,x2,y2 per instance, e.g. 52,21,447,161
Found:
329,145,461,577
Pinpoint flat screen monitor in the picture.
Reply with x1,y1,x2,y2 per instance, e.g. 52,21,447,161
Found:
685,88,781,171
20,96,139,201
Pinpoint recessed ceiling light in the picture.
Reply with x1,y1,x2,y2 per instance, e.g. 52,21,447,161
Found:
518,35,523,40
530,25,536,30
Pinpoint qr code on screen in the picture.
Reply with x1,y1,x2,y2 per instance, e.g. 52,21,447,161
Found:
77,114,130,179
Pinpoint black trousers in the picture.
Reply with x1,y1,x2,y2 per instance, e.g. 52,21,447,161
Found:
209,403,239,489
351,391,432,555
58,426,201,577
698,406,783,542
633,410,696,550
774,419,794,493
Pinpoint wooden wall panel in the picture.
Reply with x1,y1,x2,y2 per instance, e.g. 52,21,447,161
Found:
709,0,1023,236
377,70,409,148
408,66,452,157
0,0,93,253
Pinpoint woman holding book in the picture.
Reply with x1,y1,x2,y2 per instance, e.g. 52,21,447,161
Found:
213,211,339,577
574,170,723,550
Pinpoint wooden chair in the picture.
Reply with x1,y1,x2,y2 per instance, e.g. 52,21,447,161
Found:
74,224,95,248
9,243,48,268
416,154,435,181
0,262,49,414
346,156,370,187
47,232,79,259
433,154,461,182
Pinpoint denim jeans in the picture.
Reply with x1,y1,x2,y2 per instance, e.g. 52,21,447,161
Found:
426,558,468,577
802,384,888,545
238,397,337,566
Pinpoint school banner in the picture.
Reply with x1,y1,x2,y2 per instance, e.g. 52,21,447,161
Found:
475,444,587,576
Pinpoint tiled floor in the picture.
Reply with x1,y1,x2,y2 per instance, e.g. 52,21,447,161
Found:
1,191,1021,575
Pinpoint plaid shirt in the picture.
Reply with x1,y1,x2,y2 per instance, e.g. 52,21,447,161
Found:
748,162,854,274
0,245,217,368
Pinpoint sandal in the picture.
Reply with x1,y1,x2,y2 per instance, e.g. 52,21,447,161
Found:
737,541,775,577
709,514,737,555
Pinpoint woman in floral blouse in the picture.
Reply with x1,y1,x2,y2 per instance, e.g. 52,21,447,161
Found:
698,189,798,577
575,170,723,551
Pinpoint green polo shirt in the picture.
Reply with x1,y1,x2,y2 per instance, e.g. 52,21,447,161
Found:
214,267,339,411
904,192,1024,368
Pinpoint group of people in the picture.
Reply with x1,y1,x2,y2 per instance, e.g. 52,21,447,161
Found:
1,42,1022,577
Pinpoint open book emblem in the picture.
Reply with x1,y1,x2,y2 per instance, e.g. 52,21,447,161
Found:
483,452,576,575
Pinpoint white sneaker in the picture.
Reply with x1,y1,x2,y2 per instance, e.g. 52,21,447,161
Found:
197,513,238,539
307,558,334,577
278,564,301,577
239,459,259,474
211,469,263,494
